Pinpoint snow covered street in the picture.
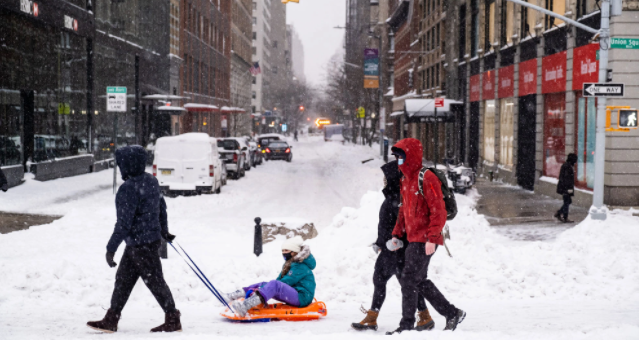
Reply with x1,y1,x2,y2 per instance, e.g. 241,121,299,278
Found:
1,136,638,339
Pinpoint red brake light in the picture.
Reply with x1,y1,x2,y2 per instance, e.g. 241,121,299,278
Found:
266,148,271,153
209,165,214,177
285,148,290,153
153,164,157,176
233,153,238,162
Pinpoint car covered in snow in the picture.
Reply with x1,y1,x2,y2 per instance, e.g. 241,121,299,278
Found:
217,138,247,179
264,140,293,162
153,133,223,196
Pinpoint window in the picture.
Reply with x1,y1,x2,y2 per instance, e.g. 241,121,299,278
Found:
575,94,596,189
436,63,440,86
273,41,278,48
252,46,256,55
484,0,496,51
252,91,256,99
427,68,431,89
252,106,256,113
500,0,514,46
576,0,588,18
459,4,467,59
483,100,496,163
273,66,278,74
436,23,440,47
421,70,426,90
545,0,565,29
252,17,256,25
252,76,256,84
470,0,479,57
543,93,566,178
390,34,395,50
427,30,431,50
252,1,256,10
499,98,515,168
252,32,256,40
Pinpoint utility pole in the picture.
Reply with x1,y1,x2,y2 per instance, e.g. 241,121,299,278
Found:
506,0,619,220
370,33,385,160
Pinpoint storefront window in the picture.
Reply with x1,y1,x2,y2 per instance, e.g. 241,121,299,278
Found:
485,0,496,51
483,100,496,163
576,94,596,189
499,98,515,168
545,0,565,29
543,93,566,178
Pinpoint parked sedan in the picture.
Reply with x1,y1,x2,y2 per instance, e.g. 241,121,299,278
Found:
217,138,247,179
264,141,293,162
248,141,262,166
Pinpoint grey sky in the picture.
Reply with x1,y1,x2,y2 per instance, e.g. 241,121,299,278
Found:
286,0,345,87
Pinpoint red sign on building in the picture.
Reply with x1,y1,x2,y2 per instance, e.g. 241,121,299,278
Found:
542,51,567,94
498,65,514,99
519,59,537,96
482,70,495,100
572,43,599,91
470,74,481,102
435,97,444,107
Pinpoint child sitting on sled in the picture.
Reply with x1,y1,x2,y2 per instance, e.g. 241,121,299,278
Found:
224,236,316,317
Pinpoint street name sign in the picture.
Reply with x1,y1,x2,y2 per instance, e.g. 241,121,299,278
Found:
610,38,639,50
107,87,127,112
583,83,624,97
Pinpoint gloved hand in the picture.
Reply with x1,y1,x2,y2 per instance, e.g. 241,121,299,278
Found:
1,183,7,192
386,238,404,251
371,243,381,254
161,231,176,242
106,252,117,268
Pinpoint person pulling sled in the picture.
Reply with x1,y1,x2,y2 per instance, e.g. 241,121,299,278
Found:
224,236,316,317
351,160,434,332
87,146,181,333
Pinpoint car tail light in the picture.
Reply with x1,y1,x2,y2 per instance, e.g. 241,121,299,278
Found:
233,153,238,163
285,148,290,153
209,165,214,177
265,148,271,153
153,164,157,176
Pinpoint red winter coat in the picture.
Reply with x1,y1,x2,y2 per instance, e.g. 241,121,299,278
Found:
391,138,446,245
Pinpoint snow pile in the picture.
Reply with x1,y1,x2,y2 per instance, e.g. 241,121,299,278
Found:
310,189,639,304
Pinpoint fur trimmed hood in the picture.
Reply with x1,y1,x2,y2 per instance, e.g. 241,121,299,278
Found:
293,244,311,263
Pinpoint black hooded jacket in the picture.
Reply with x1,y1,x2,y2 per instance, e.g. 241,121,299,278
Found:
106,146,168,253
0,168,7,189
557,153,578,196
375,161,404,249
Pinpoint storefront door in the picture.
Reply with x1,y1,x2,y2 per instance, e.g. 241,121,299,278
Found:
517,94,536,190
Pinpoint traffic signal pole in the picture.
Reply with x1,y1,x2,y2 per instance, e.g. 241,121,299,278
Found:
506,0,611,220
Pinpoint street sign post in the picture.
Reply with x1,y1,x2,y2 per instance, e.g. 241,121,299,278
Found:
583,83,624,97
107,86,127,194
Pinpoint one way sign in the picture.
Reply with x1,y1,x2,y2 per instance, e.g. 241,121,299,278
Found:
583,83,625,97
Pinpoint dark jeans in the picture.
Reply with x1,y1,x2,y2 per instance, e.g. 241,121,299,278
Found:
110,240,176,314
398,243,456,330
558,194,572,219
372,249,426,312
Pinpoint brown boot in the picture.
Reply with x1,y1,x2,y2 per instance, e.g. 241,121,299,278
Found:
351,307,379,331
87,309,121,333
150,310,182,333
415,309,435,331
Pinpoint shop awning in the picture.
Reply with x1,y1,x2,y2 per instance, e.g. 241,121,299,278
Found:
405,98,462,118
390,111,404,117
184,103,219,112
143,94,190,100
155,105,187,115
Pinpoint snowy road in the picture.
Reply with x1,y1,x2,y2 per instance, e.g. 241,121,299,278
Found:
1,136,638,339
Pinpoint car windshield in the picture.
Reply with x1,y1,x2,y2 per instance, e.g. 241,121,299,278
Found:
218,140,238,150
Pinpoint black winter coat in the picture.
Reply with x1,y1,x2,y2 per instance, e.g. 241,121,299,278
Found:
106,146,168,253
556,157,577,196
375,161,405,249
0,168,7,188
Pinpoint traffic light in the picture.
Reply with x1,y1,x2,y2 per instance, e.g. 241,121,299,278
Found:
619,109,638,129
281,0,300,3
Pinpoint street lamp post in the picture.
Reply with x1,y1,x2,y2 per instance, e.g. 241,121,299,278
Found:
369,32,385,161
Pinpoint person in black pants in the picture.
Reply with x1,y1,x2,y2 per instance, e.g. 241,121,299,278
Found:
351,161,433,332
555,153,578,223
87,146,181,333
0,167,8,192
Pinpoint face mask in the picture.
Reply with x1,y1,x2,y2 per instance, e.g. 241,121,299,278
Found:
398,158,404,165
283,253,293,261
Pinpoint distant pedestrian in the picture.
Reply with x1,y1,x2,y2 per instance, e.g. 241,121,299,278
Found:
294,130,299,141
87,145,181,333
386,138,465,334
0,167,8,192
351,160,433,332
555,153,578,223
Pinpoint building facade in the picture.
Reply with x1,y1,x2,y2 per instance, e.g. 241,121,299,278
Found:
231,0,253,136
442,0,639,207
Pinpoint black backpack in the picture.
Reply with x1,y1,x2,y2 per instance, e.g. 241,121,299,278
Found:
418,167,458,220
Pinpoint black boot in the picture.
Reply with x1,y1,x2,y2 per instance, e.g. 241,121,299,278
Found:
554,211,563,222
87,309,121,333
444,308,466,331
150,310,182,332
386,326,412,335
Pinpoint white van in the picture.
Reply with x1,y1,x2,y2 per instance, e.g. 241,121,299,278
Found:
153,133,223,195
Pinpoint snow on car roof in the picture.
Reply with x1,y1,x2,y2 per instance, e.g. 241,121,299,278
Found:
156,133,211,144
258,133,285,139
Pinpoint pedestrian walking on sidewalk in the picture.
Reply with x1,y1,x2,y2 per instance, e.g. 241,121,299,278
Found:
294,130,299,141
555,153,578,223
351,160,433,332
0,167,8,192
386,138,465,335
87,145,181,333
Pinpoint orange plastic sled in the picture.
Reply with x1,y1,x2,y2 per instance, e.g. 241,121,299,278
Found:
220,299,328,322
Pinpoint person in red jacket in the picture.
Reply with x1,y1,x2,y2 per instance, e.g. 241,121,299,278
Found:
386,138,465,334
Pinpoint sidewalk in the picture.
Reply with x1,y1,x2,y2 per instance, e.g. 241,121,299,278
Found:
0,212,61,234
474,179,588,241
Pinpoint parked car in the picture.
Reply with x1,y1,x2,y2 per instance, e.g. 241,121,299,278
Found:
153,133,223,196
229,137,253,171
217,138,247,179
264,140,293,162
248,141,262,166
257,133,285,149
220,161,228,186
